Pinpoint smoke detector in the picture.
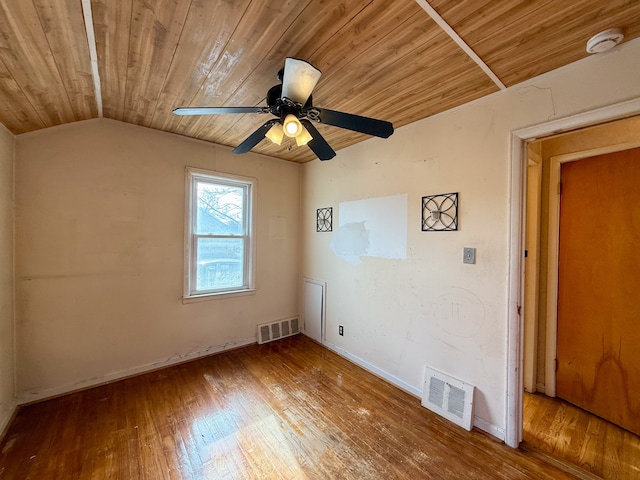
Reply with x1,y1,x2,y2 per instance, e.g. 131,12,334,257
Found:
586,28,624,53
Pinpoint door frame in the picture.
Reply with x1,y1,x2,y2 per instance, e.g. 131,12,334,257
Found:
505,97,640,448
523,151,542,394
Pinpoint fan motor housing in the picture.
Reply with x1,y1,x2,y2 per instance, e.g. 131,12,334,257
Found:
266,84,282,108
266,84,314,122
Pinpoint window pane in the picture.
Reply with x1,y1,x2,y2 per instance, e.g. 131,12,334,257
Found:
195,238,244,291
196,181,244,235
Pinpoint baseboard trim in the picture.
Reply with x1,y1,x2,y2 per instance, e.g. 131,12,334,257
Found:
473,415,506,441
17,337,257,405
322,340,422,397
16,336,507,442
0,402,18,442
322,339,506,442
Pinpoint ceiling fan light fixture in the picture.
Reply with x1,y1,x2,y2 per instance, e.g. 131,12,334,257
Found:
283,114,302,137
265,122,284,145
281,58,322,105
173,57,393,160
295,126,313,146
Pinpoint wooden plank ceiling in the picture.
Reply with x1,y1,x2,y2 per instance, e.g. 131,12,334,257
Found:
0,0,639,163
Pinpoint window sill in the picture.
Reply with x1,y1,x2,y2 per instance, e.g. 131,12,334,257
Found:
182,288,256,304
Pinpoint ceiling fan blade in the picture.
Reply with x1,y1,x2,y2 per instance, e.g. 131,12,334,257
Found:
301,120,336,161
281,58,321,105
232,120,278,154
173,107,265,115
313,107,394,138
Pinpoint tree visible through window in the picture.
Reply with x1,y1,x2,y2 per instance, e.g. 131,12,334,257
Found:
185,168,255,297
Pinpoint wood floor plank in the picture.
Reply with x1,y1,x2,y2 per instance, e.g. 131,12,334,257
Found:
1,336,586,479
523,392,640,479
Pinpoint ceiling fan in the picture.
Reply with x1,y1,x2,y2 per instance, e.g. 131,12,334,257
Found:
173,58,394,161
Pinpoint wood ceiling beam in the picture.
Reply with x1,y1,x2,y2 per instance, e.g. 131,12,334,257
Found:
81,0,102,117
414,0,507,90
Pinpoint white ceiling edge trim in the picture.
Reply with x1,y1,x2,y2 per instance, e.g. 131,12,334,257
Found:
81,0,103,117
414,0,507,90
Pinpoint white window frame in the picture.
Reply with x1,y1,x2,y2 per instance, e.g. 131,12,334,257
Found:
183,167,256,301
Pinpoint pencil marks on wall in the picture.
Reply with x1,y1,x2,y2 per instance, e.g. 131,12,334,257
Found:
405,286,487,357
430,287,485,338
330,194,407,264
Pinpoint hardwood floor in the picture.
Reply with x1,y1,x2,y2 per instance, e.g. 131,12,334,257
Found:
1,335,583,479
523,392,640,479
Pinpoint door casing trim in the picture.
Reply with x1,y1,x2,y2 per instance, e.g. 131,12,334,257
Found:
506,98,640,448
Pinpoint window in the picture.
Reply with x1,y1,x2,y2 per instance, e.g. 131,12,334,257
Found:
184,168,255,299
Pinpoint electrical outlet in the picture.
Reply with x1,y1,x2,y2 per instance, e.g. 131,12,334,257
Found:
339,325,344,336
463,247,476,264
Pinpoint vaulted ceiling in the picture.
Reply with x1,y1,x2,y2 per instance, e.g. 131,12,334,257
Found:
0,0,639,162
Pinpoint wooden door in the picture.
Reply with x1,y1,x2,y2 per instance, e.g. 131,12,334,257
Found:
556,147,640,435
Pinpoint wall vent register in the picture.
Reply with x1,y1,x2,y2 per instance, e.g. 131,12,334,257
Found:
422,366,475,431
258,318,300,344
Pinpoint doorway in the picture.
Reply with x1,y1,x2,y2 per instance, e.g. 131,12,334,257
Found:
516,114,640,477
522,119,640,409
507,101,640,448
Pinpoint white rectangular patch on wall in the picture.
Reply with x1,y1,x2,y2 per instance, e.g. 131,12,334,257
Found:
333,193,408,263
422,366,475,431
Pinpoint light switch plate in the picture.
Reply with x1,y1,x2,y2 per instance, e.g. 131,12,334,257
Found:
463,247,476,264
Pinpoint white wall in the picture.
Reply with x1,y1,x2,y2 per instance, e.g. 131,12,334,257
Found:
0,123,15,434
301,38,640,438
15,119,300,402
